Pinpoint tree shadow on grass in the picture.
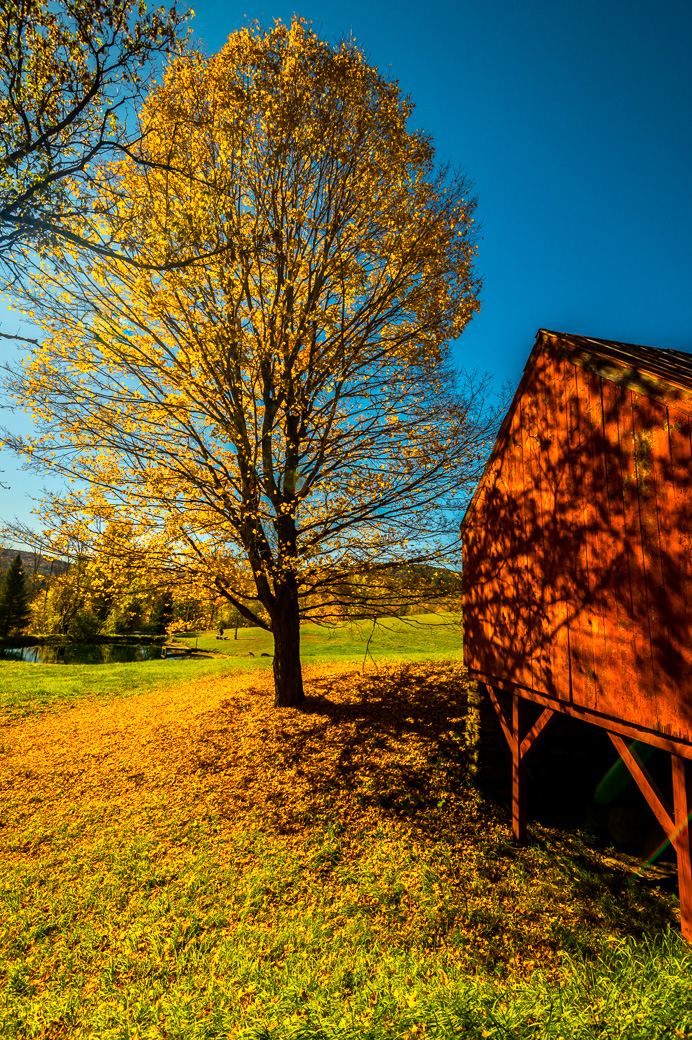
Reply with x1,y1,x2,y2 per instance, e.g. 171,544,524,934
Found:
188,662,472,833
291,666,472,816
182,663,679,948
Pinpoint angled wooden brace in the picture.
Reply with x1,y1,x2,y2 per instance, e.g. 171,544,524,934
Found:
608,734,692,941
487,687,556,842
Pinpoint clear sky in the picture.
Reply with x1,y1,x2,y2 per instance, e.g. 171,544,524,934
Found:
1,0,691,531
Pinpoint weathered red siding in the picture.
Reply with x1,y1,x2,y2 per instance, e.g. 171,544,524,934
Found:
463,332,692,742
462,329,692,940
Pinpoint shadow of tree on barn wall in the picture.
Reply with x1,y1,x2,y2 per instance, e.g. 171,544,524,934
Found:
463,338,692,744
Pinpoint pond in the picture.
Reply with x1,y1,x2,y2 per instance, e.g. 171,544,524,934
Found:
0,644,190,664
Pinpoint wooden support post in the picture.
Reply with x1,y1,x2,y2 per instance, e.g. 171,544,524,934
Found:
609,734,692,943
608,734,674,835
520,707,558,760
512,693,527,843
672,755,692,942
486,687,555,845
487,685,512,747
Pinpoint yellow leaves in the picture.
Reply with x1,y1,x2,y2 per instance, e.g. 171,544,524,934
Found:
3,658,472,865
5,13,485,624
3,647,680,1033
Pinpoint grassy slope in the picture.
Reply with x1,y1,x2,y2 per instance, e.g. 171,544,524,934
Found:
1,619,690,1039
181,613,465,665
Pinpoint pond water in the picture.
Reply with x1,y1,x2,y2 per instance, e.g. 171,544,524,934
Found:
0,644,189,664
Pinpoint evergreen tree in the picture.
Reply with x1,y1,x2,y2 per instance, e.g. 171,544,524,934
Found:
0,554,31,637
151,590,174,635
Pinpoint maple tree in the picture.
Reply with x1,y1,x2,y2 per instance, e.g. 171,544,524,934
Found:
3,19,495,706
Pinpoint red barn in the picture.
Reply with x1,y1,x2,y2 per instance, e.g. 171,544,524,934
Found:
461,328,692,938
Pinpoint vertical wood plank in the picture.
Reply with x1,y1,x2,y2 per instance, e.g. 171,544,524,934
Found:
475,463,497,679
672,755,692,942
655,409,692,739
500,406,519,686
523,351,550,694
550,354,575,704
518,393,536,691
462,520,482,674
632,394,668,732
511,398,534,690
543,351,566,694
618,387,657,729
599,378,637,714
465,463,499,681
512,693,527,843
564,362,596,709
578,367,609,713
534,349,565,698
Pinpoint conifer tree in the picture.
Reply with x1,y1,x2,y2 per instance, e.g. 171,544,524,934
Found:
151,590,174,635
0,553,31,636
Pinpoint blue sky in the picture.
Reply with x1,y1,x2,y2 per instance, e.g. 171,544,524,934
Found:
190,0,692,373
1,0,691,531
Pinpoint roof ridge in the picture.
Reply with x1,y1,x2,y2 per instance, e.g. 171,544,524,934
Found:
538,329,692,397
539,328,691,356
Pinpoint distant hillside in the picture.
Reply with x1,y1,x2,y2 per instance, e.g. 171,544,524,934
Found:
0,548,70,581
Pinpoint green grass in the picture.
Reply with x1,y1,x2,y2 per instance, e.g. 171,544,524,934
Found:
1,621,690,1039
0,656,272,718
4,816,690,1040
183,612,465,666
0,614,463,719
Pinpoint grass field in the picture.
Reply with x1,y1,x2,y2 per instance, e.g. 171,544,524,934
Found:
0,615,462,720
0,653,273,719
180,613,466,665
1,616,691,1039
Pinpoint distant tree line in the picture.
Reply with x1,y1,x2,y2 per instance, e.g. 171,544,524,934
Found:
0,546,258,639
0,544,462,640
0,554,31,636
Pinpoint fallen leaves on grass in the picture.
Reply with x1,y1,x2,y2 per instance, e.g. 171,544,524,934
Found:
0,658,678,989
0,661,469,840
178,662,472,837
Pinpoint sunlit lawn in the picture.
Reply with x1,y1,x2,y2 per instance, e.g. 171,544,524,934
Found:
0,655,272,719
0,614,461,720
181,612,466,666
1,618,690,1039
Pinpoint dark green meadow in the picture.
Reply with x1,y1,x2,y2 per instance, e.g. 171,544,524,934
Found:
1,615,691,1039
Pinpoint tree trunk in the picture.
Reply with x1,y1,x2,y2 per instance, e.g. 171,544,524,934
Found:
271,577,305,708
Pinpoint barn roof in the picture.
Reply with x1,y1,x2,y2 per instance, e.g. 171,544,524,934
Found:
461,328,692,535
548,329,692,397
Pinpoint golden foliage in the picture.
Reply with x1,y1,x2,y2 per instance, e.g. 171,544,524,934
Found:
0,0,188,268
4,20,491,692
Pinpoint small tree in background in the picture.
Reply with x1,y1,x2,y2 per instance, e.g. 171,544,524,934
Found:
151,589,174,634
0,553,31,636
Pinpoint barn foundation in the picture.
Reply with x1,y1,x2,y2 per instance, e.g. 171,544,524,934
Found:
476,682,692,940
